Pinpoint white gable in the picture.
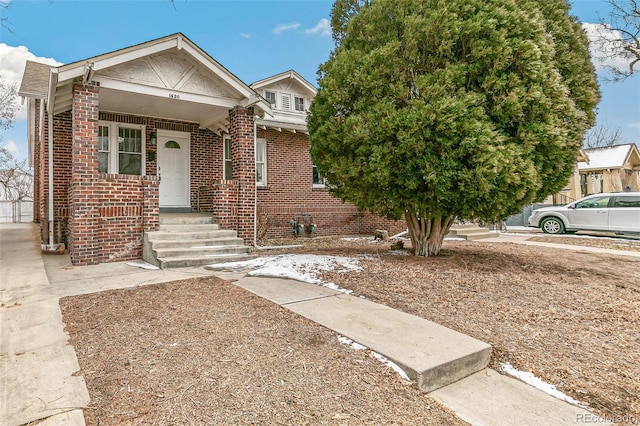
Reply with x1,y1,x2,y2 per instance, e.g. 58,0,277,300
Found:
99,50,238,99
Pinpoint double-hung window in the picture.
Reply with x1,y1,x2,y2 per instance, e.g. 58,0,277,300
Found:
223,135,232,180
255,138,267,186
294,96,305,112
98,122,145,175
264,91,276,108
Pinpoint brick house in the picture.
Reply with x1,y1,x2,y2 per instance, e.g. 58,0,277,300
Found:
19,33,403,266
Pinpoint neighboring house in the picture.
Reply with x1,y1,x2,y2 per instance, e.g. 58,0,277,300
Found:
578,144,640,195
18,33,402,266
544,148,589,205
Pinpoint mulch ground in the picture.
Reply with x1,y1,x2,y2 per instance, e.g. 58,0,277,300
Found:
60,277,466,425
60,234,640,425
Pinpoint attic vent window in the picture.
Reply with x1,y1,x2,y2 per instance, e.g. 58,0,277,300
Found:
164,140,181,149
281,94,291,111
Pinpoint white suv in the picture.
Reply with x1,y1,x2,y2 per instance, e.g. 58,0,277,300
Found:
527,192,640,234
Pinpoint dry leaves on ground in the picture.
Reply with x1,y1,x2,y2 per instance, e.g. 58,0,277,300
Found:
309,238,640,423
60,277,466,426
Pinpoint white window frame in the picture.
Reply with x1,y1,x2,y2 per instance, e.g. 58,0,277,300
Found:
223,134,232,180
264,90,276,108
294,96,305,112
98,121,146,176
255,138,267,186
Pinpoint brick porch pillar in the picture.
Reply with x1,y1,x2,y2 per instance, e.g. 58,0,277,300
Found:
229,106,255,244
69,83,100,265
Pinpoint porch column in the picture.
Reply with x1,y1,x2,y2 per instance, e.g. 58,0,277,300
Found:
229,106,255,244
69,82,100,265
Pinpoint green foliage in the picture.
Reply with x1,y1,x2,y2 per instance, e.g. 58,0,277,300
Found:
309,0,600,223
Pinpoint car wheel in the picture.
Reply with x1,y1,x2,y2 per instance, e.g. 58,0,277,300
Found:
541,217,565,234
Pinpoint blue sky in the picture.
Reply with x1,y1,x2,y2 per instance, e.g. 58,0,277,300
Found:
1,0,639,162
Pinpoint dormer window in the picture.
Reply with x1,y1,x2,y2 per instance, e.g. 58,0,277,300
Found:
294,96,305,112
264,91,276,107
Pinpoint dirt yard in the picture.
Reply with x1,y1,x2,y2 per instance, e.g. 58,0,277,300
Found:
60,235,640,425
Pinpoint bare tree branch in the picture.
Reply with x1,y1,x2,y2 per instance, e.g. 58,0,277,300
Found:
595,0,640,80
583,123,623,149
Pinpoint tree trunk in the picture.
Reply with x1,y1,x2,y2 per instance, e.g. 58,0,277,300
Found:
404,212,453,257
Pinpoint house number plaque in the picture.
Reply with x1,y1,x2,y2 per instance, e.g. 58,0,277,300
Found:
169,93,181,99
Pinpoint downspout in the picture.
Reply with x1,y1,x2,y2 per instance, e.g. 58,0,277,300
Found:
48,111,54,248
252,116,301,251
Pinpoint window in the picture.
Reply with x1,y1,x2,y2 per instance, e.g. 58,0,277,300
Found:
223,135,232,180
281,94,291,111
118,127,143,175
255,138,266,186
264,91,276,107
98,125,110,173
294,96,305,112
575,196,610,209
613,196,640,208
98,121,145,175
312,165,326,187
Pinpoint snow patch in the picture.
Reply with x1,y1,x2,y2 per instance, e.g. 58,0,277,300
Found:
126,261,160,270
338,336,410,381
500,362,584,407
205,254,360,294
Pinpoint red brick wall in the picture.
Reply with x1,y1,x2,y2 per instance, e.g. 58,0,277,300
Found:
229,106,256,243
255,128,406,239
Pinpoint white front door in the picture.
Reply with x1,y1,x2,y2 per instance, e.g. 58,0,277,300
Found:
158,131,190,207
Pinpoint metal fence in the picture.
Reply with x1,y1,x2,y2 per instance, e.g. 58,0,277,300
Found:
0,201,34,223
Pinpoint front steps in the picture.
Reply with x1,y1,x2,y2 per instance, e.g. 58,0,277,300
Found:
447,224,495,241
143,213,254,269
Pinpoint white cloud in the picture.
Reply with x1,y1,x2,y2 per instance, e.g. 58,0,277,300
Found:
2,140,20,154
0,43,62,122
240,33,251,39
582,22,635,73
629,123,640,129
272,22,300,35
305,18,331,36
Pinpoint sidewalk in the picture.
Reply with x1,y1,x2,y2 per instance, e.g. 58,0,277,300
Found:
483,232,640,258
2,223,606,425
0,223,220,426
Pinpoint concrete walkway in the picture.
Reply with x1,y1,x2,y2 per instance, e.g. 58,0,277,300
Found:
1,223,220,426
1,223,615,425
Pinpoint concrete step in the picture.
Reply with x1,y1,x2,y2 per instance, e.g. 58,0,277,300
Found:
149,237,245,250
233,277,491,392
158,224,221,232
147,229,236,241
448,224,494,241
143,219,253,269
159,213,214,225
158,253,256,269
154,245,251,259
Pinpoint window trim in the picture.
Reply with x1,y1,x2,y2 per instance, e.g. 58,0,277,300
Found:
255,138,267,186
98,121,146,176
294,96,305,112
223,134,232,180
264,90,276,107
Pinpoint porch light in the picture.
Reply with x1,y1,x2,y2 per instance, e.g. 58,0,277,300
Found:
149,131,157,145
